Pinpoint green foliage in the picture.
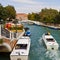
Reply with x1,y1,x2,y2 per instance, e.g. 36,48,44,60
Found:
34,13,40,21
0,4,16,22
28,13,40,21
28,12,35,20
5,5,16,20
1,7,8,20
55,12,60,24
28,8,60,24
0,4,4,20
39,8,58,23
28,13,31,20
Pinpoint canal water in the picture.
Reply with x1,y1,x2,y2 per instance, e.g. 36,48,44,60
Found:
0,23,60,60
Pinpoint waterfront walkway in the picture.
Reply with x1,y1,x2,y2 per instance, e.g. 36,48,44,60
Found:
21,20,60,30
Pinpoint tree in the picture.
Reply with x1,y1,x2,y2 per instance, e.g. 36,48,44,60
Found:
28,12,35,20
1,7,8,20
0,4,7,23
28,13,31,20
55,11,60,24
34,13,40,21
28,8,60,24
28,13,40,21
0,4,3,20
5,5,16,20
0,4,16,23
39,8,58,23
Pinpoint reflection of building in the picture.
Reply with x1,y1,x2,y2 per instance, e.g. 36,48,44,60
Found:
16,13,28,20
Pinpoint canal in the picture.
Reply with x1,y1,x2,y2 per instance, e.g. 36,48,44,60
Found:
0,23,60,60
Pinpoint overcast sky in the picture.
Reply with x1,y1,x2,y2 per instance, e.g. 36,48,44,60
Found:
0,0,60,13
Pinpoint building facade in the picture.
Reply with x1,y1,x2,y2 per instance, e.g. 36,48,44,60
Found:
16,13,28,20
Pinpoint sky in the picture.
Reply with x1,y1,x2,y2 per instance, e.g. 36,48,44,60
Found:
0,0,60,13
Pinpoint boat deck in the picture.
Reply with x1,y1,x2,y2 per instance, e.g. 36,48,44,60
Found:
10,36,30,56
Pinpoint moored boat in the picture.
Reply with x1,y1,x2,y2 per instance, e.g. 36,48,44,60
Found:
25,30,31,36
42,32,59,50
10,36,31,60
24,27,31,36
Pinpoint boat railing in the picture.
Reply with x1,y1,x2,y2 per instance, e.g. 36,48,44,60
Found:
1,27,10,38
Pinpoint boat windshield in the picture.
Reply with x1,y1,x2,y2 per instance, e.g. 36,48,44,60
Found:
15,44,27,49
46,38,55,42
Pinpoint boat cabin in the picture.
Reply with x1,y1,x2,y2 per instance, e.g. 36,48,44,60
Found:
46,38,55,42
10,36,30,60
42,33,59,50
15,44,27,49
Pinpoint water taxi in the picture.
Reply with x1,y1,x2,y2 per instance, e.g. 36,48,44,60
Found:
42,32,59,50
10,36,31,60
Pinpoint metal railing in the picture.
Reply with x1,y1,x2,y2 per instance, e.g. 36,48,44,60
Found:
1,27,10,38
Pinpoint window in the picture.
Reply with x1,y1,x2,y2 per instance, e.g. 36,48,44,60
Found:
46,38,55,42
15,44,27,49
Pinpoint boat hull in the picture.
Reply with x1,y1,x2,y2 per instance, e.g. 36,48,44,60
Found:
10,36,31,60
10,55,28,60
46,44,59,50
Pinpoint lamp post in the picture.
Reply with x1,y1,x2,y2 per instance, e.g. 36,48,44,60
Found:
0,25,1,38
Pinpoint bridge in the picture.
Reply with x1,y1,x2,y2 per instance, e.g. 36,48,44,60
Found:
0,25,25,52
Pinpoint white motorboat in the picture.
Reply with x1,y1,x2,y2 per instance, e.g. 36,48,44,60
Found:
10,36,31,60
42,33,59,50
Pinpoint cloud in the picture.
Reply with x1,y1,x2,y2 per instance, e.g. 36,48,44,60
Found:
15,4,60,13
12,0,44,13
15,5,43,13
12,0,60,13
0,0,60,13
12,0,39,4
